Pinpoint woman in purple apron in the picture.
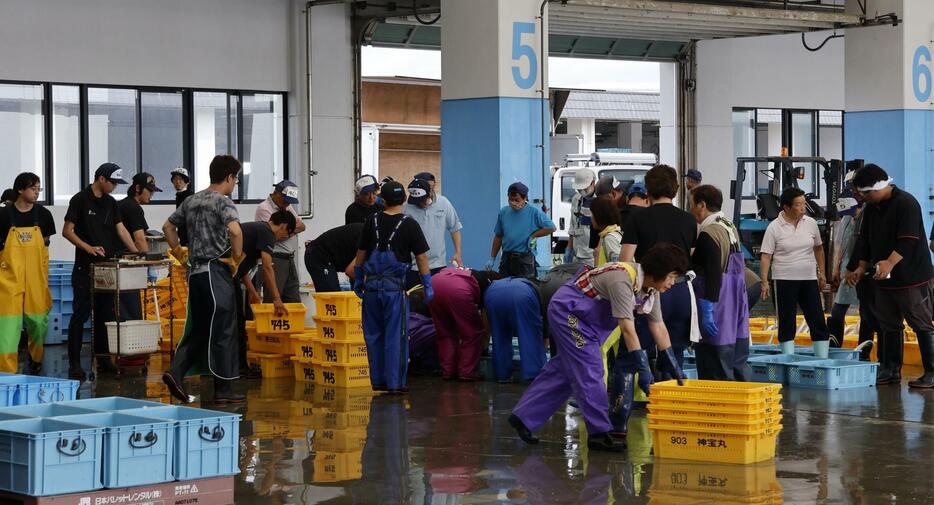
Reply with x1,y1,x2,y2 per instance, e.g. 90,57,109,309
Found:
689,186,751,380
508,243,689,452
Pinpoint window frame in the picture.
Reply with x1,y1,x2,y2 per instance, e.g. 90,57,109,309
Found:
0,79,288,205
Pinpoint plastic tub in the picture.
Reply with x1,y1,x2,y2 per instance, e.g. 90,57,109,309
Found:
747,354,824,384
56,413,175,487
649,380,782,405
313,292,362,320
290,331,316,360
314,364,370,388
0,418,104,495
312,341,368,366
248,332,292,355
314,318,365,344
649,423,781,464
0,403,98,419
291,357,316,382
0,375,79,405
122,405,240,480
251,303,306,334
786,359,880,389
60,396,166,411
106,320,160,355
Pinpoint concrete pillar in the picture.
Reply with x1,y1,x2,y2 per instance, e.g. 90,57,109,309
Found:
441,0,550,270
659,62,678,166
845,0,934,232
566,117,596,154
618,122,643,152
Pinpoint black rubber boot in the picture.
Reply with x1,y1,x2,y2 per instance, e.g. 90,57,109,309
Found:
587,433,626,452
508,414,539,444
162,371,190,403
876,331,903,385
213,378,245,405
908,331,934,389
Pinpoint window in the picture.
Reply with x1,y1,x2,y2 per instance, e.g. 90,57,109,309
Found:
87,87,138,189
789,111,817,195
0,83,44,199
140,91,183,197
560,174,575,203
52,85,81,205
732,109,756,197
241,93,284,201
193,92,237,192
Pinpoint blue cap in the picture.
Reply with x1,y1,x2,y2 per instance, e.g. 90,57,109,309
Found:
273,180,299,204
507,182,529,198
628,182,647,197
685,169,703,182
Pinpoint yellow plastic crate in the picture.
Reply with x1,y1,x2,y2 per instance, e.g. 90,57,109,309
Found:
246,351,293,378
249,332,292,355
650,395,782,414
313,291,362,320
647,412,782,431
313,386,374,412
310,407,370,429
648,402,780,422
311,428,368,453
315,363,370,388
750,330,777,343
251,303,306,334
292,357,316,382
291,331,316,360
649,423,781,464
246,320,256,338
312,340,368,366
650,380,782,405
312,450,362,483
650,460,781,497
314,317,365,344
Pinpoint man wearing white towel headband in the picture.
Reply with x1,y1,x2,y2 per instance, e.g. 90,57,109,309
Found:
845,164,934,388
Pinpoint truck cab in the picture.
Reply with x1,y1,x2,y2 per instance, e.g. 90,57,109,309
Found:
551,152,656,254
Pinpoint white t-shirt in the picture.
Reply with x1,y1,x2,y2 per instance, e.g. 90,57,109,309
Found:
760,213,822,280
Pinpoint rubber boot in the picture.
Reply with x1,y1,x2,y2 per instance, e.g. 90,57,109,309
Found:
213,377,245,405
67,334,86,380
508,414,539,444
609,373,635,438
876,331,903,385
812,340,830,359
780,341,795,355
908,331,934,389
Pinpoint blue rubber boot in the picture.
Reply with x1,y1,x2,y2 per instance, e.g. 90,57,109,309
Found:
780,341,795,355
812,340,830,359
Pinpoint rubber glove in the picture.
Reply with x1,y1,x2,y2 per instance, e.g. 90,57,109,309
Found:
697,298,719,339
484,257,496,271
353,266,365,298
421,273,434,304
630,349,654,396
563,247,574,264
170,246,189,266
218,253,245,278
657,347,687,386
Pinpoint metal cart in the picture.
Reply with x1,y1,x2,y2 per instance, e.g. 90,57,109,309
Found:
90,258,175,377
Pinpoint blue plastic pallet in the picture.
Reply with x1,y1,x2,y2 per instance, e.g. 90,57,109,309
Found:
787,359,880,390
747,354,824,384
124,405,240,480
0,418,104,496
57,412,175,488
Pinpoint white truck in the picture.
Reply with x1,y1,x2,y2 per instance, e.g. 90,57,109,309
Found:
551,152,657,254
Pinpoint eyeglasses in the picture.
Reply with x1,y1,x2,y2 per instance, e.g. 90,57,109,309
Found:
28,185,42,192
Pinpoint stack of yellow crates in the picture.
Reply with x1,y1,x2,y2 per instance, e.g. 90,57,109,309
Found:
647,380,783,465
248,303,307,378
306,385,373,483
294,292,370,388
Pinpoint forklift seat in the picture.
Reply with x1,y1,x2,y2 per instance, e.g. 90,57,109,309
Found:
756,193,780,221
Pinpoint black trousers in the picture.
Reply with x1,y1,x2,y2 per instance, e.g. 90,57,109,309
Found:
499,252,537,280
304,248,342,293
67,263,143,364
774,279,829,343
855,278,879,355
873,281,934,334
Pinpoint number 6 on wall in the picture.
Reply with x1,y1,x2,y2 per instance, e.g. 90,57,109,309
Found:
913,45,932,103
512,21,538,90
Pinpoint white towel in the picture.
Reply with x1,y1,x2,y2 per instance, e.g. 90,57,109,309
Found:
685,270,701,343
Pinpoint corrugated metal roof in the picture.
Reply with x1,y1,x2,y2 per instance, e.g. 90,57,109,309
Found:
561,90,660,121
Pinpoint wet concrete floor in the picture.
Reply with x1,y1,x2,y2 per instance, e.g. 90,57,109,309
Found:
36,345,934,504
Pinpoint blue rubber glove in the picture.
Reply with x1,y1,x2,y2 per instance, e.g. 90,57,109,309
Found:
630,349,654,396
353,266,365,299
563,248,574,264
421,273,434,304
697,298,719,339
484,257,496,271
657,347,686,386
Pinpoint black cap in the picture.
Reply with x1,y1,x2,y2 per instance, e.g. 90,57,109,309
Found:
381,181,406,206
407,178,431,205
94,163,128,184
132,172,163,192
507,182,529,198
414,172,436,182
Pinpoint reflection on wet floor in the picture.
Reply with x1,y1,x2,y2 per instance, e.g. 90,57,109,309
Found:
35,344,934,504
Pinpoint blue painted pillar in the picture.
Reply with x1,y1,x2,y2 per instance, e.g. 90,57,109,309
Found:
440,0,551,271
844,0,934,235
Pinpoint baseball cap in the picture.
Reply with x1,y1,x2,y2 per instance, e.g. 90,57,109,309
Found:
685,169,703,182
628,182,647,197
132,172,163,192
274,180,299,204
94,163,128,184
170,167,190,182
355,175,379,195
571,169,596,190
407,178,431,205
381,181,406,206
507,182,529,198
594,176,621,197
414,172,436,182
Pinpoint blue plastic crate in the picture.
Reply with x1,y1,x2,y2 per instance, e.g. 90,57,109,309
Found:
787,359,880,390
60,397,166,411
51,299,73,316
0,403,98,418
57,413,175,488
0,418,104,496
0,376,79,405
683,367,699,380
124,405,240,480
683,350,696,365
747,354,824,384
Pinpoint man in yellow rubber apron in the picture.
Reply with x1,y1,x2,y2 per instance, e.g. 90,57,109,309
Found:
0,172,57,373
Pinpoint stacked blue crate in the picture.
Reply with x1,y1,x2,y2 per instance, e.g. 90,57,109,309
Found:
45,262,91,346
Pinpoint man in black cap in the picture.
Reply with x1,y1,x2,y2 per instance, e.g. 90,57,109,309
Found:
346,175,384,224
487,182,555,279
62,163,140,379
684,169,703,192
255,180,306,304
119,172,162,254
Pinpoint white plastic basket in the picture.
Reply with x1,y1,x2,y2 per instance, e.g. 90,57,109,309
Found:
105,320,160,355
93,265,148,291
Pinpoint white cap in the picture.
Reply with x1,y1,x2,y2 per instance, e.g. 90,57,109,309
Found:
572,169,596,190
170,167,189,180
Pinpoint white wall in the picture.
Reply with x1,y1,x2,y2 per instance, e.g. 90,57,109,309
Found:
659,62,679,167
695,31,845,215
